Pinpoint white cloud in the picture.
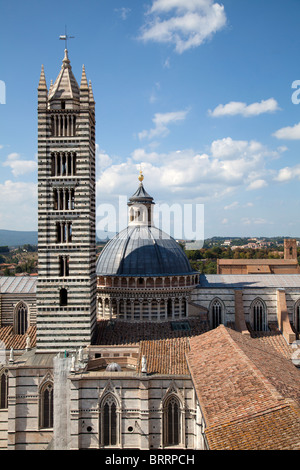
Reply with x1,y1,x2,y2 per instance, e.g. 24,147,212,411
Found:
0,180,37,230
3,152,37,177
224,201,239,210
139,0,227,54
242,217,271,226
246,179,268,191
138,109,189,140
115,7,131,20
132,148,160,163
274,164,300,182
96,137,278,205
96,144,112,171
209,98,280,117
273,122,300,140
210,137,249,160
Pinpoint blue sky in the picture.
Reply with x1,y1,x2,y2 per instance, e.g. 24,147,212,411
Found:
1,0,300,239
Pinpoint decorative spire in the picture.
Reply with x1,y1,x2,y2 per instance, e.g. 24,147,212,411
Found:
38,64,47,90
80,64,89,89
89,80,95,103
62,49,71,68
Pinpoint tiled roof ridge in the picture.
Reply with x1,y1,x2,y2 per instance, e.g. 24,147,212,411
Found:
222,325,290,404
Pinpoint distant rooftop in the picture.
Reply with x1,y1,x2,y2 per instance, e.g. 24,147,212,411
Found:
200,274,300,289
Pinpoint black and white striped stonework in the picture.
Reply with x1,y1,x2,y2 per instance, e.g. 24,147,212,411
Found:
36,53,97,351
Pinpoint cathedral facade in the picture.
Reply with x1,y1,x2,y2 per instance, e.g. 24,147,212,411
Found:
0,50,300,451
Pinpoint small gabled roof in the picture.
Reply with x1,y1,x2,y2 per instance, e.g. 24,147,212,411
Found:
48,49,80,102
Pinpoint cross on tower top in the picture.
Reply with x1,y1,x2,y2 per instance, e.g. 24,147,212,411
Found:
59,26,75,50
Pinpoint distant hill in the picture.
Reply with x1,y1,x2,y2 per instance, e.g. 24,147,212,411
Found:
0,230,38,247
0,229,113,247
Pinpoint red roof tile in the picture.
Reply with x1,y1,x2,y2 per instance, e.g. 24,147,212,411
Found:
187,325,300,450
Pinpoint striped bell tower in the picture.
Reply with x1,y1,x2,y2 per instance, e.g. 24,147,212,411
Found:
36,49,97,351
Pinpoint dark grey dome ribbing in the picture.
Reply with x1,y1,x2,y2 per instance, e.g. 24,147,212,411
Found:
96,225,194,276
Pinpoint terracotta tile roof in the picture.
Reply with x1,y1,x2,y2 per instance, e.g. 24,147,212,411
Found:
206,405,300,450
218,259,298,265
94,319,209,346
139,337,190,375
94,319,209,376
252,332,295,360
187,325,300,450
0,325,36,350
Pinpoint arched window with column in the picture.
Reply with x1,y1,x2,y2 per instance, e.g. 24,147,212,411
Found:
99,394,119,447
251,298,267,332
14,302,29,335
163,394,182,447
210,298,224,329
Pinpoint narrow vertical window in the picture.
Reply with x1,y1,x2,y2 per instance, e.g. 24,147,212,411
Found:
296,304,300,333
60,288,68,307
0,371,8,409
56,222,61,243
59,256,69,277
164,396,180,447
252,299,267,332
16,302,28,335
53,189,58,210
101,395,118,447
40,383,53,428
211,299,222,329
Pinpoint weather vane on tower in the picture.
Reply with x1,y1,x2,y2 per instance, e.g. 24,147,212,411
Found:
59,26,75,50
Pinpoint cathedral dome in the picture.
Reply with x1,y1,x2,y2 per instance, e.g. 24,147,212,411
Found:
96,225,194,277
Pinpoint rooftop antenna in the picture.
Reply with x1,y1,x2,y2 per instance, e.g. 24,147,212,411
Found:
59,25,75,50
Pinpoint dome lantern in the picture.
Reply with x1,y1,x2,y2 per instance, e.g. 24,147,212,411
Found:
128,171,154,227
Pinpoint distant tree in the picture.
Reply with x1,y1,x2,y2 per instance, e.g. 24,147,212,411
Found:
22,244,38,252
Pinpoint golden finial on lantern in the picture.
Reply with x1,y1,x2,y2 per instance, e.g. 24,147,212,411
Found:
138,169,144,183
